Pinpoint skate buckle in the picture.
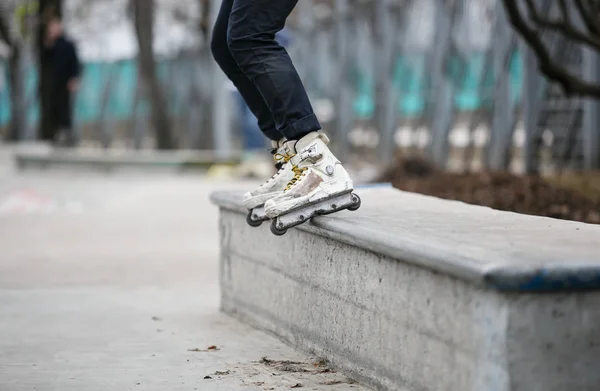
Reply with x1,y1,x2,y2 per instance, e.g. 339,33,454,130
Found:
298,144,322,163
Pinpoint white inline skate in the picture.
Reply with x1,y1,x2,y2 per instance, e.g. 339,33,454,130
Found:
243,138,295,227
264,131,361,236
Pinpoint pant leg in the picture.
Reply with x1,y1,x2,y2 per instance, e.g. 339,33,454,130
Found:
211,0,283,141
226,0,321,141
55,86,78,145
56,87,72,130
48,87,69,143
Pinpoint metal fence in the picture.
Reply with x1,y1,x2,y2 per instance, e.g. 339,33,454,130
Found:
0,48,218,150
1,0,599,172
288,0,600,173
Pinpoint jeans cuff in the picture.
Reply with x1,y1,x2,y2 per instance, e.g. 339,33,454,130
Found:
280,113,321,140
262,128,285,141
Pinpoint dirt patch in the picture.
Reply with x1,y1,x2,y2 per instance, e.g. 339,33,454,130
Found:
201,357,361,390
378,157,600,225
259,357,334,374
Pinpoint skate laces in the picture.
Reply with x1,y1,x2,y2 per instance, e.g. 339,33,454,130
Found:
263,152,292,182
285,164,307,191
283,144,323,191
274,152,292,164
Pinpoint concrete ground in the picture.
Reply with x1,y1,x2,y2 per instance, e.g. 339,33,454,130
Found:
0,153,368,391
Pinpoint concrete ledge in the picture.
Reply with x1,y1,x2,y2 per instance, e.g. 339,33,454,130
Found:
212,188,600,292
14,148,242,173
211,187,600,391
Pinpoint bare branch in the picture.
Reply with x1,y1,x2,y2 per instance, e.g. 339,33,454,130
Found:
524,0,600,51
502,0,600,98
131,0,175,149
575,0,600,34
0,11,13,47
558,0,570,23
586,0,600,15
574,0,599,35
199,0,210,39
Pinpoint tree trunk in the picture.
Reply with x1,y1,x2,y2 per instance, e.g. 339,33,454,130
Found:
37,0,63,142
132,0,174,150
8,45,25,141
199,0,211,40
0,6,24,141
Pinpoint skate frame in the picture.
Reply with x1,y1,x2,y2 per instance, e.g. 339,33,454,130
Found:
271,191,360,235
246,205,268,227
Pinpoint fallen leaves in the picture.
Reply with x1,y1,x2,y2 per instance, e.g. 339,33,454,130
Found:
203,369,231,380
202,356,357,389
320,378,356,385
260,357,310,373
188,345,220,352
379,157,600,225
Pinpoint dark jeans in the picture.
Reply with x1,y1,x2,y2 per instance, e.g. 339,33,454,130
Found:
210,0,321,141
51,85,72,129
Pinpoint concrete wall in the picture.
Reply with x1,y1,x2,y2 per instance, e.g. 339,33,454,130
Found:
212,188,600,391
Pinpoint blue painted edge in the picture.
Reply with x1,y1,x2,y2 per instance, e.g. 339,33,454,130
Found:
355,182,393,189
484,266,600,292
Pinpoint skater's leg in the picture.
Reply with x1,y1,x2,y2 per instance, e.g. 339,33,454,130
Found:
210,0,283,141
227,0,321,141
212,2,293,223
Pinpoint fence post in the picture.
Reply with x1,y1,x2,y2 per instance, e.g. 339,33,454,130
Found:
520,39,541,174
8,45,25,141
210,0,233,158
333,0,352,161
295,0,314,84
97,63,117,149
132,65,146,150
486,2,515,170
427,0,454,168
582,43,600,170
185,55,201,149
375,0,399,165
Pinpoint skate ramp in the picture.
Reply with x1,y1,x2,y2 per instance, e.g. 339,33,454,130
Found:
210,187,600,391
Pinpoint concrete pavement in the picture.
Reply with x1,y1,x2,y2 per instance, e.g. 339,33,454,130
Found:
0,167,368,391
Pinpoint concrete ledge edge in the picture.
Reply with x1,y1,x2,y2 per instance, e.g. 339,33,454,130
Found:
14,149,243,170
210,189,600,293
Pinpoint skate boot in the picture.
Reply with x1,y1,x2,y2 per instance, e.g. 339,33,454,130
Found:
243,138,295,227
264,132,361,236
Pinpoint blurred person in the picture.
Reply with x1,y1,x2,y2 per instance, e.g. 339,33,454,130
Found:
211,0,360,233
44,15,81,147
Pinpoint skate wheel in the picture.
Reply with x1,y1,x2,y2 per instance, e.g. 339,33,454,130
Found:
348,194,361,211
270,220,288,236
246,211,263,227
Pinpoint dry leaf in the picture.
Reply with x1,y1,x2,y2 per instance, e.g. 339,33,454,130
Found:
188,346,220,352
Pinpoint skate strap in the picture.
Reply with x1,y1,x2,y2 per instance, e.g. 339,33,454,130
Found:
291,143,322,166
